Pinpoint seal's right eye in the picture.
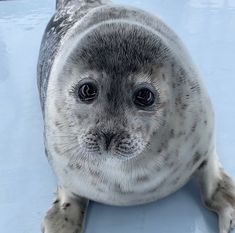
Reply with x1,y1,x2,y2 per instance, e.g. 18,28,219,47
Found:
77,82,98,103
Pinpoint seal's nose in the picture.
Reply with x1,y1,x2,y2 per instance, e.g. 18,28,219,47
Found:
101,132,116,151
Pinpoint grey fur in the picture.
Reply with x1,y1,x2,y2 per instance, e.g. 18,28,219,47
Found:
38,1,235,233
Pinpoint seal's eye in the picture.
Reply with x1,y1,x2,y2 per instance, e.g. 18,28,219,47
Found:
133,87,155,107
78,82,98,103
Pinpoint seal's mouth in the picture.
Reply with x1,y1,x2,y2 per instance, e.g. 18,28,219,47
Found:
98,151,140,161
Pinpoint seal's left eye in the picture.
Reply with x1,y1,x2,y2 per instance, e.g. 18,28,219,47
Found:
78,82,98,103
133,87,155,107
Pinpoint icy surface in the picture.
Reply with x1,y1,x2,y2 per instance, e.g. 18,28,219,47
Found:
0,0,234,232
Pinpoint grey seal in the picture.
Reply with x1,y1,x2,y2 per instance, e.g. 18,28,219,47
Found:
37,0,235,232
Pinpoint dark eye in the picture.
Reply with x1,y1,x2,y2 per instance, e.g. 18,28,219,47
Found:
78,82,98,103
133,87,155,107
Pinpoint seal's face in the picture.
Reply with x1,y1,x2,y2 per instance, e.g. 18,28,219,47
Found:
49,23,172,160
51,69,171,161
69,72,163,159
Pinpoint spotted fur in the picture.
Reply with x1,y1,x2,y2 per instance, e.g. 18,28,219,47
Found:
38,1,235,233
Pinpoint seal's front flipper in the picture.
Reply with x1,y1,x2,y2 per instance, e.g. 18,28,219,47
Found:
42,187,89,233
196,149,235,233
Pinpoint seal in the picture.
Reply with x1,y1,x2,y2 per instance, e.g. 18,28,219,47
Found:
37,1,235,233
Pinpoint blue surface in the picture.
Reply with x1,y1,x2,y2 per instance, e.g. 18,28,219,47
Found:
0,0,235,232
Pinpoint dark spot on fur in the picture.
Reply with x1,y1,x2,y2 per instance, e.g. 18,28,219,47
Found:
191,121,197,133
160,141,169,150
89,168,101,178
198,160,208,170
157,148,162,153
55,121,60,126
53,199,59,204
190,82,200,93
69,162,82,169
175,96,182,106
54,145,60,154
73,228,80,233
62,202,71,210
45,148,49,158
163,110,167,117
205,181,222,209
113,183,133,194
100,176,109,185
185,122,198,141
176,68,187,85
54,120,63,130
155,164,162,172
106,92,112,103
136,175,149,183
164,152,170,162
193,152,201,165
170,129,175,138
65,217,68,221
178,131,186,137
162,120,167,126
181,104,188,110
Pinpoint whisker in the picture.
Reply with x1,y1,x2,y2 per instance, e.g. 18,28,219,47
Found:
59,143,79,155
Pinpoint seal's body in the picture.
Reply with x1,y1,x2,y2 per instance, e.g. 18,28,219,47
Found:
38,1,235,233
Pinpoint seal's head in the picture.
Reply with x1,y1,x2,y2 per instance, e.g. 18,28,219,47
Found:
49,22,174,160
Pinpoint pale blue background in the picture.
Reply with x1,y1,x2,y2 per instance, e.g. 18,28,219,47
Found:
0,0,235,232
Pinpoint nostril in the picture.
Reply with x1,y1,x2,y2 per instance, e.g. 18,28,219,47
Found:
101,132,116,151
